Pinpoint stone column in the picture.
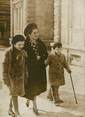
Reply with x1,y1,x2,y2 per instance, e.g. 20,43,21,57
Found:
54,0,61,42
10,0,14,37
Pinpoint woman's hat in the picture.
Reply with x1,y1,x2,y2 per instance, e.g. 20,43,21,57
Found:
24,23,38,37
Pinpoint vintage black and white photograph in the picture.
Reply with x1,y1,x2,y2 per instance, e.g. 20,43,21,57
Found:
0,0,85,117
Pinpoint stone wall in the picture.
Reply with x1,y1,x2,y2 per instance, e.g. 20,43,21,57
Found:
11,0,54,46
35,0,54,45
54,0,85,67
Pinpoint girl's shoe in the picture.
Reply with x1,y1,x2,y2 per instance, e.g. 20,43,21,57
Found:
47,96,53,101
15,114,21,117
8,109,15,117
15,112,21,117
33,107,39,115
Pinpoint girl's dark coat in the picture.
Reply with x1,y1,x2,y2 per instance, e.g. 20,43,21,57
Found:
3,48,28,96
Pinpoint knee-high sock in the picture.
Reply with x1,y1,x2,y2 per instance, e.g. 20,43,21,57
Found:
51,86,59,101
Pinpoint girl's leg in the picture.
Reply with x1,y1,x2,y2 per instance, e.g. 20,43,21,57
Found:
12,96,20,116
8,96,15,116
32,96,39,115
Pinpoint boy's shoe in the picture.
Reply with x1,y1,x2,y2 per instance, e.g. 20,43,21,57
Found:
58,99,64,103
54,99,64,104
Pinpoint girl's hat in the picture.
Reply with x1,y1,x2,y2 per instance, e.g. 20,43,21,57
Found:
24,23,38,37
11,35,25,44
53,42,62,49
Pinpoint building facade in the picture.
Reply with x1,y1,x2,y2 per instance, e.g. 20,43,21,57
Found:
0,0,10,46
10,0,54,46
54,0,85,67
11,0,85,67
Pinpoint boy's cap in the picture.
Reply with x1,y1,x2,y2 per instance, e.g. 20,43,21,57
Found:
53,42,62,49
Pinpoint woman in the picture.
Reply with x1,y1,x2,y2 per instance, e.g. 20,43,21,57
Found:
24,23,48,115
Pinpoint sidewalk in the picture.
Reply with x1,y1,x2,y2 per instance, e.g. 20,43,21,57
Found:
0,49,85,117
0,85,85,117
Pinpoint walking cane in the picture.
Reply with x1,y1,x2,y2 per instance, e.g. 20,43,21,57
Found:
70,73,78,104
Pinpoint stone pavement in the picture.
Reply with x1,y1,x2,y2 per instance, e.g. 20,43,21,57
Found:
0,84,85,117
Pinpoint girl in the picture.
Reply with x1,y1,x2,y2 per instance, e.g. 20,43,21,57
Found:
3,35,28,117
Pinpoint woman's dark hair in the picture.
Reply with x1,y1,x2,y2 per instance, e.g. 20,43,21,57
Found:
11,35,25,45
53,42,62,49
24,23,38,37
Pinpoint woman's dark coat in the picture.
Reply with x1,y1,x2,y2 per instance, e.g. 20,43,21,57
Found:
24,38,48,100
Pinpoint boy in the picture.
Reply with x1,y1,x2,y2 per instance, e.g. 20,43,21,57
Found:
47,42,71,105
